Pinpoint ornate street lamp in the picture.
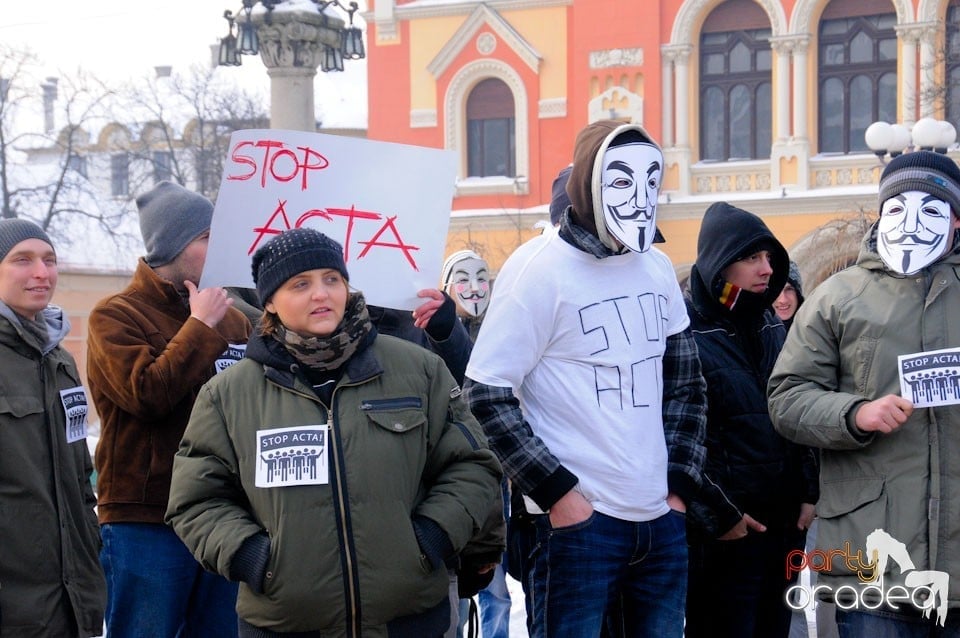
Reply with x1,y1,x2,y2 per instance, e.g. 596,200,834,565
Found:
865,118,957,162
218,10,242,66
217,0,365,70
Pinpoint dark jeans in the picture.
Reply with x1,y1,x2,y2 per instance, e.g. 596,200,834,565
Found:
837,609,960,638
528,510,687,638
100,522,239,638
685,522,805,638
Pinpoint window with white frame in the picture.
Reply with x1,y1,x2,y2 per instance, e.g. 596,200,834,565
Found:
466,78,516,177
699,0,772,161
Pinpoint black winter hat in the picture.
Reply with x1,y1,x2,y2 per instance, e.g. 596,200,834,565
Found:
136,181,214,267
878,151,960,217
785,260,804,302
0,218,54,262
251,228,349,305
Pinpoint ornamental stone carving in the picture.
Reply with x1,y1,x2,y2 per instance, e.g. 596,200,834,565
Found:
589,48,643,69
477,33,496,55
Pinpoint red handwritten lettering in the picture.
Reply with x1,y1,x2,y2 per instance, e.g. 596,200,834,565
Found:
227,139,330,190
357,216,421,271
247,206,420,271
248,200,295,255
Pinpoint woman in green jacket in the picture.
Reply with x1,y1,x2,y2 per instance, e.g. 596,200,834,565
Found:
166,228,502,638
0,219,106,637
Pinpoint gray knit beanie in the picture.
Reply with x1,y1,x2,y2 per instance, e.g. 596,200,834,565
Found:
0,218,54,262
251,228,349,305
137,181,214,267
878,151,960,218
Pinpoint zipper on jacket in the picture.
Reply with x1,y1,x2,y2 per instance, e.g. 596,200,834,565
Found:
359,397,423,411
327,390,361,638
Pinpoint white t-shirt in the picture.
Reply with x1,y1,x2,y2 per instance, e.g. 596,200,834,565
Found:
467,228,689,522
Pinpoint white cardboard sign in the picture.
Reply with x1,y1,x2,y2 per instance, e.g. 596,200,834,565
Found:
200,129,457,310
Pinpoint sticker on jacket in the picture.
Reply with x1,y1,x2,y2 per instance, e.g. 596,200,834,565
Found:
59,386,88,443
898,347,960,408
215,343,247,374
256,425,328,487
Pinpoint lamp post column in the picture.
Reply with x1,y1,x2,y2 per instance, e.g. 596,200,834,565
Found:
249,9,344,131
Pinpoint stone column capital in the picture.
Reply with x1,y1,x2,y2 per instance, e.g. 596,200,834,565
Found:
250,8,343,70
660,44,692,64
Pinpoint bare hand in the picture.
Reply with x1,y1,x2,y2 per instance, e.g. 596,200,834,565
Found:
185,281,233,328
412,288,444,330
854,394,913,434
666,492,686,513
718,513,766,541
548,489,594,529
797,503,816,531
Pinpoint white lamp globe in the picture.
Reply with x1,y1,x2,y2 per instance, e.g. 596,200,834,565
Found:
865,121,893,155
889,124,912,156
912,117,942,150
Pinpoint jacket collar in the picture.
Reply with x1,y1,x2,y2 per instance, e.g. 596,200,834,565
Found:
129,258,190,316
246,329,382,391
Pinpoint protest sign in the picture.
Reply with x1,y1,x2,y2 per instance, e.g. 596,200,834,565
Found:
200,129,457,310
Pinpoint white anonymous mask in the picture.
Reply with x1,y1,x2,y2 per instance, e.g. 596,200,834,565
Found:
600,142,663,253
446,256,490,317
877,190,955,275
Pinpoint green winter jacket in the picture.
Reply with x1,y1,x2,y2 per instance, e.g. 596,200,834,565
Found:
0,304,106,637
165,330,502,636
769,223,960,612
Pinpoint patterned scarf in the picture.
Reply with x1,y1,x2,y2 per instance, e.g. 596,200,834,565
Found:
558,207,625,258
271,292,373,371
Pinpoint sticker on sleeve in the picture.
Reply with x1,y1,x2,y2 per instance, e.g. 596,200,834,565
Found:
215,343,247,374
898,347,960,407
256,425,329,487
59,386,89,443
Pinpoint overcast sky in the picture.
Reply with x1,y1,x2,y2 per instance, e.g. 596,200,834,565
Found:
0,1,367,127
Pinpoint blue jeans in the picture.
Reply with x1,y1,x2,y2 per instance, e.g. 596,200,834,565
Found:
100,522,239,638
528,509,687,638
837,609,960,638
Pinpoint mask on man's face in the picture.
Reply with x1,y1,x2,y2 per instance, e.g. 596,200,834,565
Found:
600,142,663,253
446,257,490,317
877,190,955,275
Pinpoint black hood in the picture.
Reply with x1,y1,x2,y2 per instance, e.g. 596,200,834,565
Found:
690,201,788,315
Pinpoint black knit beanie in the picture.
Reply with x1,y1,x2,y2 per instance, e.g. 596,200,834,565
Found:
0,218,54,262
137,181,214,267
878,151,960,217
251,228,349,305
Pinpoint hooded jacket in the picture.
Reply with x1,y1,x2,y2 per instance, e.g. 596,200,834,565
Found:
0,303,106,637
165,328,502,636
686,202,818,537
769,223,960,609
87,258,251,524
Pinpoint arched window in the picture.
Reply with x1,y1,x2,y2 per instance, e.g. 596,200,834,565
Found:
947,1,960,125
817,0,897,154
699,0,772,161
466,78,515,177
